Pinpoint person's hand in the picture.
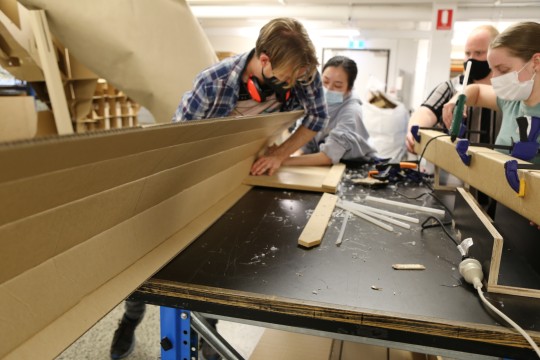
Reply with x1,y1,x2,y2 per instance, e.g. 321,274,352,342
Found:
442,102,456,129
265,144,279,156
250,155,283,176
406,131,417,154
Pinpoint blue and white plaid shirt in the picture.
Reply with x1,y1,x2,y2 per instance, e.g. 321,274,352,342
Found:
172,51,329,132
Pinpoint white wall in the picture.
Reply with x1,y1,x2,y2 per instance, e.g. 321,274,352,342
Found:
203,28,419,110
200,19,524,113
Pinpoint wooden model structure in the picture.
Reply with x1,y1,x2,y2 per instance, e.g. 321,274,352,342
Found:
414,129,540,299
0,0,142,135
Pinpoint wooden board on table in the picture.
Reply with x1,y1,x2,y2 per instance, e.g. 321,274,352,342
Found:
243,163,345,193
298,192,338,248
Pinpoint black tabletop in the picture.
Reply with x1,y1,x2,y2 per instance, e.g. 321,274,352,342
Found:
134,171,540,359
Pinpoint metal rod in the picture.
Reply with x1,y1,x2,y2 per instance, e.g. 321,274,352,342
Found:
191,312,245,360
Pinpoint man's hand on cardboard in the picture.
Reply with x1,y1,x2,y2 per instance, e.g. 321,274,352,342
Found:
250,155,282,176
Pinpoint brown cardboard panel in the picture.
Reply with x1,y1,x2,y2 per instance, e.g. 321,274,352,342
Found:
18,0,219,123
250,328,333,360
0,160,252,359
0,110,299,359
341,341,387,359
2,181,252,360
0,112,299,226
0,96,37,141
0,1,45,82
35,111,57,136
0,130,293,285
416,130,540,226
0,128,277,227
0,111,301,183
341,341,428,360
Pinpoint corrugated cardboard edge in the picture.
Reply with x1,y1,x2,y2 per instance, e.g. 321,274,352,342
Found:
0,111,301,359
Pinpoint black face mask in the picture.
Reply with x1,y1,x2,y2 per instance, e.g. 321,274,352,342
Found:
261,67,290,103
461,59,491,84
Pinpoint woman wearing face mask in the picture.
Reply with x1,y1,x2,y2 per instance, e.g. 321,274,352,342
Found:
282,56,377,166
443,21,540,161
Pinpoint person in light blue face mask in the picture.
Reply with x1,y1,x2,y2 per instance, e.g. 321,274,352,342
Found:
443,21,540,162
282,56,377,166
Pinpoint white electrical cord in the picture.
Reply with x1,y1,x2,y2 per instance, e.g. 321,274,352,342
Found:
476,286,540,358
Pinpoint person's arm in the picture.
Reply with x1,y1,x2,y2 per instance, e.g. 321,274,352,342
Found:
172,72,214,122
406,106,438,153
250,125,317,175
442,84,499,129
405,80,456,154
250,72,328,176
282,151,332,166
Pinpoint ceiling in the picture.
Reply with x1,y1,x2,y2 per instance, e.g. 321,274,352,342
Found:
186,0,540,34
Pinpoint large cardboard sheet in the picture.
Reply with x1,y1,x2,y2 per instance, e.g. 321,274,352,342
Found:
0,111,301,359
18,0,218,123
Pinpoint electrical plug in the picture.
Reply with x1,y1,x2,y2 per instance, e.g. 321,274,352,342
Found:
459,258,484,289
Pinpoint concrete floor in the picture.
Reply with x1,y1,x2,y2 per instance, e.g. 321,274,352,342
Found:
55,303,264,360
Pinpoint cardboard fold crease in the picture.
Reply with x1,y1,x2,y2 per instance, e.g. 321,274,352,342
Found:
0,111,300,359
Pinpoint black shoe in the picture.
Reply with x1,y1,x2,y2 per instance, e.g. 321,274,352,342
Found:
110,316,140,359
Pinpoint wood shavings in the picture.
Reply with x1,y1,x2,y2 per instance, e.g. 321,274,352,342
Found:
371,285,382,291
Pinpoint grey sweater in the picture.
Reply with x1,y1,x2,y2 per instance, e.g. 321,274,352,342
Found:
301,93,377,164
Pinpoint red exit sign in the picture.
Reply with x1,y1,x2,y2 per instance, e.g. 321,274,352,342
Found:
436,9,453,30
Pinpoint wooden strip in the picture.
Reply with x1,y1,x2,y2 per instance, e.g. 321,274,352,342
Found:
415,129,540,226
139,280,540,350
456,188,505,293
392,264,426,270
322,163,346,192
338,202,411,229
298,193,338,248
243,165,336,193
28,10,73,135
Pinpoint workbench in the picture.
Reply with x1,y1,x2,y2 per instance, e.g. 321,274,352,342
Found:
132,169,540,359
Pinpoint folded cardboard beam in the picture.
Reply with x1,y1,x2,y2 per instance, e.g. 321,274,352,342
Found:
0,111,301,360
414,129,540,225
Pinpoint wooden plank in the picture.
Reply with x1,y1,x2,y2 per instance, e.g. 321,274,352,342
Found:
322,163,346,191
250,328,332,360
243,165,340,193
298,193,338,248
456,188,505,292
138,280,540,352
28,10,73,134
414,129,540,225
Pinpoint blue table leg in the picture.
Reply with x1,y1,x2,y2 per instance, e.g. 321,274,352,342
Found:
160,307,198,360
